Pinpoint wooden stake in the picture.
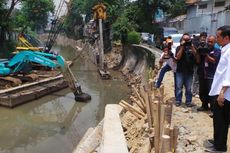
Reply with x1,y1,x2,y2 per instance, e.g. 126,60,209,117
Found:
142,84,155,147
160,104,165,131
158,85,164,104
119,103,143,119
142,88,153,127
163,124,170,136
173,126,179,152
164,103,173,125
130,96,146,113
161,135,170,153
133,87,145,107
153,100,160,153
120,100,145,117
169,125,174,151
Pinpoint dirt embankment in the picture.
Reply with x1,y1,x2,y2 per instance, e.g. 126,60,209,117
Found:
104,44,230,153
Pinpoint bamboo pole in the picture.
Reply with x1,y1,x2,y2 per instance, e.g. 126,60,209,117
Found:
153,100,160,153
161,135,171,153
169,125,174,151
164,103,173,125
130,96,146,113
159,85,164,102
142,87,153,128
173,126,179,152
143,84,155,147
163,124,170,136
120,100,145,117
160,104,166,126
119,103,143,119
133,86,145,107
159,104,166,152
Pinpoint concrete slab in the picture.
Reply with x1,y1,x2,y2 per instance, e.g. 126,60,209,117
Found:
72,120,103,153
100,104,129,153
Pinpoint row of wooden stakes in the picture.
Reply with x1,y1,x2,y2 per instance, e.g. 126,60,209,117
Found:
119,82,179,153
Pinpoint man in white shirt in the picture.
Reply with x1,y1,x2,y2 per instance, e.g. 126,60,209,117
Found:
207,25,230,152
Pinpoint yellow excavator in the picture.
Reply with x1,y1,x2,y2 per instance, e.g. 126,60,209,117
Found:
16,33,44,52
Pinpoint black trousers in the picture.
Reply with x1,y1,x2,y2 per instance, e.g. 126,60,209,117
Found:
213,98,230,151
199,77,214,110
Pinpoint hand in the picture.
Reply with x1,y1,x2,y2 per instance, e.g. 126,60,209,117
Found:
180,40,185,46
217,92,225,107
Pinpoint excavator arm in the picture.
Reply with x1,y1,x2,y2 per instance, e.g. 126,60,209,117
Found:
16,33,43,51
0,51,91,102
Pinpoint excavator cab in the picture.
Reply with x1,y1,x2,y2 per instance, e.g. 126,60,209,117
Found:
16,33,44,52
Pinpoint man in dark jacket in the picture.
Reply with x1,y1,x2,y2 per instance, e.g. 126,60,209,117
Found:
197,35,221,112
175,33,199,107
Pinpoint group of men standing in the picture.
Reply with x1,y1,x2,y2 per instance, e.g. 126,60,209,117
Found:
156,25,230,152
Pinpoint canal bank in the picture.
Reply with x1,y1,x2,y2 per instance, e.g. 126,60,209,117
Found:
0,37,129,153
73,42,230,153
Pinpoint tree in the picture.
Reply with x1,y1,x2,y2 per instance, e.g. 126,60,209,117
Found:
63,0,86,38
0,0,24,56
167,0,186,18
64,0,186,42
21,0,54,32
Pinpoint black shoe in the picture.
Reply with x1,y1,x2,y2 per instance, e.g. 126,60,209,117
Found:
209,113,213,118
204,146,227,153
186,103,195,107
204,139,214,148
175,103,181,107
197,106,209,111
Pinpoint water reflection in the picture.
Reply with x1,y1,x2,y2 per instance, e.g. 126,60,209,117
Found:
0,45,129,153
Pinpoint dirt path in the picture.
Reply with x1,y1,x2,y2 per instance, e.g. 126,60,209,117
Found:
161,70,230,152
105,44,230,152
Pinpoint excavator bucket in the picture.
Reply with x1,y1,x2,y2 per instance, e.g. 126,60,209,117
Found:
61,63,91,102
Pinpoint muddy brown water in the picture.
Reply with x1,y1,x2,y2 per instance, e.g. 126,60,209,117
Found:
0,45,129,153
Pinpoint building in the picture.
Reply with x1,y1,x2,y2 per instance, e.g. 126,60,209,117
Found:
184,0,230,34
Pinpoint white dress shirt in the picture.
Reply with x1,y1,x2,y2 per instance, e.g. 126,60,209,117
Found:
209,43,230,101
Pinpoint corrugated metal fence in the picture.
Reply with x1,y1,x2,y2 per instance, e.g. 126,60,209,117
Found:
184,10,230,34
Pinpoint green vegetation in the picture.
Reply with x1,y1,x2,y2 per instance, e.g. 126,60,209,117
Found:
0,0,186,56
64,0,186,42
20,0,54,32
0,0,54,57
127,31,141,44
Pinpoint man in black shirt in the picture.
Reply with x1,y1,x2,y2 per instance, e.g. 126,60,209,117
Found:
175,33,199,107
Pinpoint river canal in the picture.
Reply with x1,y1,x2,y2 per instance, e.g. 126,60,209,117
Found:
0,45,129,153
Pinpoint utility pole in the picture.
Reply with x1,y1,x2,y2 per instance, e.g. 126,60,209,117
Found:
99,18,104,70
92,3,111,79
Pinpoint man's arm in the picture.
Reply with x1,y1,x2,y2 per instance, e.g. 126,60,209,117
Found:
176,46,184,60
217,86,229,107
190,45,199,63
217,55,230,106
207,49,221,64
206,54,216,63
159,53,165,69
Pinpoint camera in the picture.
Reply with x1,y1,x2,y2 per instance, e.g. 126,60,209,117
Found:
198,41,209,54
167,42,172,47
163,50,174,59
184,40,192,46
168,50,174,57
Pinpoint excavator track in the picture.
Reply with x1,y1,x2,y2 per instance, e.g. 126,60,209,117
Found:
0,76,22,89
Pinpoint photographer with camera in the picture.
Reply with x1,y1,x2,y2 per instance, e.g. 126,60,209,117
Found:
192,32,207,97
175,33,199,107
155,42,177,96
196,36,221,114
